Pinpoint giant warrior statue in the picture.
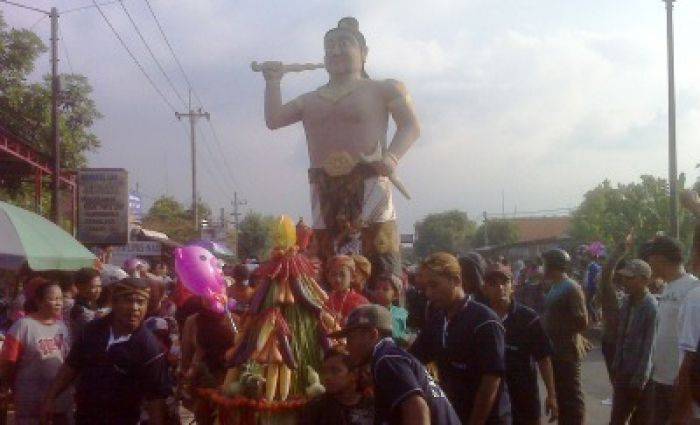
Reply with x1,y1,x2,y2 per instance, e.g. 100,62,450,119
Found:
256,17,420,277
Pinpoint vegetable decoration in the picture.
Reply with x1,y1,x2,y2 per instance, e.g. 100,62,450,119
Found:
217,216,340,423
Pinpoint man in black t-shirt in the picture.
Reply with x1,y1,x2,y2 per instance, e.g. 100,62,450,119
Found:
411,253,511,424
332,304,460,425
41,278,171,425
483,263,558,425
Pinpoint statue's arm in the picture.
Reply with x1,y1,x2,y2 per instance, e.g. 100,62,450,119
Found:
265,81,302,130
383,79,420,162
263,64,303,130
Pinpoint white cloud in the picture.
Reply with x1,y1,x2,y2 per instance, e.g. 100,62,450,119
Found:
3,0,700,234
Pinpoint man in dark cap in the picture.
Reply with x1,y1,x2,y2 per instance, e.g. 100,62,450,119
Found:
541,249,588,425
483,263,558,425
333,304,460,425
41,278,171,425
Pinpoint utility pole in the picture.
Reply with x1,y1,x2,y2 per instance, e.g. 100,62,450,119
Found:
663,0,680,238
50,7,60,225
501,190,505,218
483,211,489,247
231,192,247,258
176,91,209,231
0,2,59,223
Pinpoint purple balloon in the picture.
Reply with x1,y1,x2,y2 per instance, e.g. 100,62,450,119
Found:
174,245,227,314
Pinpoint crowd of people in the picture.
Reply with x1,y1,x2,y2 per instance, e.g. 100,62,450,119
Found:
1,192,700,425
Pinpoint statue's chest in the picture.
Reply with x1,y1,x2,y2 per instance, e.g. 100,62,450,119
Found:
304,91,384,127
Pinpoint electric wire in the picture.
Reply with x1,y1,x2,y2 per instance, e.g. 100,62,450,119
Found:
197,126,236,203
29,15,47,30
142,0,203,107
91,0,177,113
0,0,49,15
58,27,74,73
204,119,240,190
62,0,121,14
117,0,187,107
144,0,243,191
199,141,236,204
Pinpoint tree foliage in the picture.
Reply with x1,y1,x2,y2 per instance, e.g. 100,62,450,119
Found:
0,12,101,169
414,210,477,258
236,212,276,261
141,196,212,243
473,219,520,247
570,175,696,250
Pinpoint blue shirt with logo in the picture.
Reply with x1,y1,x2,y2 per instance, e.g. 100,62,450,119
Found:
410,299,511,424
371,338,460,425
502,302,553,422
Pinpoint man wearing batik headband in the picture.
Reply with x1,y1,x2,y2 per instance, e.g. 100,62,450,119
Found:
260,17,420,279
41,278,171,425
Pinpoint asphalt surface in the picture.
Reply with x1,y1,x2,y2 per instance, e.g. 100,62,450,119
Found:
538,332,613,424
580,340,613,424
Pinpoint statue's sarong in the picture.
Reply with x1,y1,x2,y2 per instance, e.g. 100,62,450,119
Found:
308,165,400,277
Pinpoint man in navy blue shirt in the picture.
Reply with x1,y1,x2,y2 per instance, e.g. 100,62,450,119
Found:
483,263,558,425
41,278,171,425
410,252,511,424
332,304,460,425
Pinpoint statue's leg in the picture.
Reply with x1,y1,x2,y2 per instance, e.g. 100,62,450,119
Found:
313,229,335,271
362,220,401,279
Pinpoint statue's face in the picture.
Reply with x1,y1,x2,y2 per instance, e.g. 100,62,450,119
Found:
324,30,365,76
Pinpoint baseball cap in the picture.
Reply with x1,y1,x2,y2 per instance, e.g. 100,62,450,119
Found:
145,317,169,332
616,259,652,279
484,263,513,281
640,235,683,264
328,304,393,338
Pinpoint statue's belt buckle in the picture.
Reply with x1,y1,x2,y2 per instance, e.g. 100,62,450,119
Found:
321,151,357,177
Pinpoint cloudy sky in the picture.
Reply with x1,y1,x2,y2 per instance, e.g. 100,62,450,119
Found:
4,0,700,232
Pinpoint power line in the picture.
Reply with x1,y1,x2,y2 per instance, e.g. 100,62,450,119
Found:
0,0,49,15
91,0,177,112
205,121,240,190
62,0,120,14
484,207,574,218
144,0,243,191
197,124,239,194
143,0,204,108
29,15,47,29
117,0,186,107
196,126,235,204
58,27,74,73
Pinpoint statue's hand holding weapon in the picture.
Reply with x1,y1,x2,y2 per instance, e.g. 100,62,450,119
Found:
252,61,325,82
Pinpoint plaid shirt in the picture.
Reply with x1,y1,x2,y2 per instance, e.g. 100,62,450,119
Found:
612,292,658,389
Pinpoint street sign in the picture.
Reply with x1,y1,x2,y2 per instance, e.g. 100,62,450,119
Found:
77,168,129,245
109,241,162,266
129,192,143,223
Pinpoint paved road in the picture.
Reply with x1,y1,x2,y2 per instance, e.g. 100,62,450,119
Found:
581,341,613,424
538,337,613,424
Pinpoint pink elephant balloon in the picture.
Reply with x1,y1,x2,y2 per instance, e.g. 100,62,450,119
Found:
174,245,227,314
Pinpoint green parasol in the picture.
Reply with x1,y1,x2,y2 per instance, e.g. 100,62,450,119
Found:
0,201,96,271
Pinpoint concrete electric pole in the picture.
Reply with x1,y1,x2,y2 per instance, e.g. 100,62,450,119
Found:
231,192,247,258
176,92,209,231
0,2,60,223
50,7,60,225
664,0,679,238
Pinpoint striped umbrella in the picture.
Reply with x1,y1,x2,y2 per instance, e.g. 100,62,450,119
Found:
0,201,96,271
